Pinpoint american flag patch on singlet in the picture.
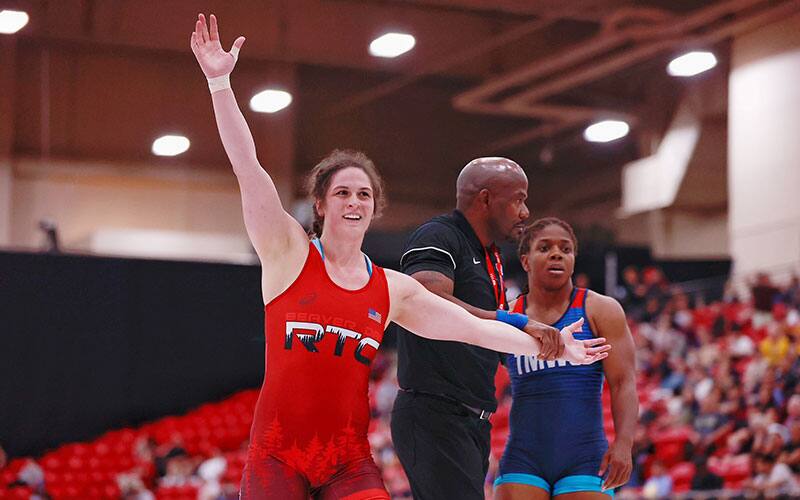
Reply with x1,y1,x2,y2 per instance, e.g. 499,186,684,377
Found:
368,308,382,323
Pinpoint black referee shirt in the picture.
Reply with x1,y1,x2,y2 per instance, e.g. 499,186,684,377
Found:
395,210,507,412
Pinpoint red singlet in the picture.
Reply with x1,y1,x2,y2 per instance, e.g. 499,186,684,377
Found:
245,241,390,495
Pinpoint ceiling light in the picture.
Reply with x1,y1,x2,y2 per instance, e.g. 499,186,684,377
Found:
0,10,29,34
584,120,630,143
667,51,717,77
369,33,415,58
152,135,190,156
249,89,292,113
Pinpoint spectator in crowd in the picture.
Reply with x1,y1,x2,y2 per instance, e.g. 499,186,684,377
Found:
780,421,800,473
692,388,734,454
642,460,672,499
751,272,781,328
690,455,724,491
728,323,756,358
11,460,45,495
118,472,155,500
786,395,800,428
760,322,792,367
616,269,800,497
159,449,198,488
642,267,669,308
670,292,694,334
745,454,798,497
783,274,800,308
4,266,800,499
154,439,187,480
197,455,226,500
618,266,646,320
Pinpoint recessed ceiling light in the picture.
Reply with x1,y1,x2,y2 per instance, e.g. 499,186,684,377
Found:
250,89,292,113
152,135,190,156
584,120,630,143
0,10,29,34
667,51,717,77
369,33,415,58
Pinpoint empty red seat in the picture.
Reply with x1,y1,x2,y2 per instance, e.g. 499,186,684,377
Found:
654,442,684,467
669,461,696,492
9,487,33,499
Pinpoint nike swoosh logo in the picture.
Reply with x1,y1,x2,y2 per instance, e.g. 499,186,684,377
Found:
473,257,481,264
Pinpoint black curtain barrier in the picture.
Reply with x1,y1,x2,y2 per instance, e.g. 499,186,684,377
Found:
0,243,731,458
0,251,264,458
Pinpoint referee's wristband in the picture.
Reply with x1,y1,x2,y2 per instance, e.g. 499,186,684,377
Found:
208,74,231,94
496,310,528,330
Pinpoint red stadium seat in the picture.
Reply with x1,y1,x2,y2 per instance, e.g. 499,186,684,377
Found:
648,426,693,466
669,461,696,492
708,453,751,489
42,454,64,471
9,487,33,499
0,470,15,486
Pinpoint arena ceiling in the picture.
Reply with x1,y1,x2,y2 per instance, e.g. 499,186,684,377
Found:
3,0,799,211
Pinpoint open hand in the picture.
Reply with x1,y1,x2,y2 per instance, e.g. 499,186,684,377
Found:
190,13,245,79
560,318,611,365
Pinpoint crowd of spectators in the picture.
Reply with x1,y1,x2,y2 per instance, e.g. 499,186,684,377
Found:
358,266,800,499
615,267,800,499
2,267,799,499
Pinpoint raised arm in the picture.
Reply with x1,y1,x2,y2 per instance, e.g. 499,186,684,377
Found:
386,269,609,363
190,14,306,265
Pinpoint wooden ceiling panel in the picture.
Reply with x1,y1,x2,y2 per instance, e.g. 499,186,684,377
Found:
7,0,788,216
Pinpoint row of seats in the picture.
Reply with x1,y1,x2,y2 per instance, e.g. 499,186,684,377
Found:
1,390,259,499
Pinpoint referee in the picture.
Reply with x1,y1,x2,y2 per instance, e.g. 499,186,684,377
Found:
391,157,564,499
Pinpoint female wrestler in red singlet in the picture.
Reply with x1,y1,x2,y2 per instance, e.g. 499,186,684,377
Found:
190,14,611,499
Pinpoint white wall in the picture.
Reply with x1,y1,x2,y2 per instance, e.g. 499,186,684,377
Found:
8,158,249,259
729,13,800,279
620,108,701,215
3,157,449,261
650,210,730,260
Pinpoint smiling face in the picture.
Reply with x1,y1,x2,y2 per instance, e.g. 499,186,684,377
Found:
521,223,577,292
315,166,376,238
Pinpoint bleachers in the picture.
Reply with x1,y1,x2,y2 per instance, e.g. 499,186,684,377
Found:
0,390,258,499
2,271,799,499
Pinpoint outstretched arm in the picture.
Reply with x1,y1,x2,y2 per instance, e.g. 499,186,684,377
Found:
412,271,564,359
386,270,610,363
589,292,638,491
190,14,306,264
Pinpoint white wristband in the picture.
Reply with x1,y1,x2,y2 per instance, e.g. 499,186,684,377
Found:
208,74,231,94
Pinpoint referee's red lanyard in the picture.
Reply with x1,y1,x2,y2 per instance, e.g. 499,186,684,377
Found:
484,245,506,310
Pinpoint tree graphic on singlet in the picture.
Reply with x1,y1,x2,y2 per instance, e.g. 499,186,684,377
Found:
322,437,338,468
261,416,283,457
304,434,323,474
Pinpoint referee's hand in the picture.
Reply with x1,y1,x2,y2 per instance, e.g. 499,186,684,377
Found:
523,321,564,360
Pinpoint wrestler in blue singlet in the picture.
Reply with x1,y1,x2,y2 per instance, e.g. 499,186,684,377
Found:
495,288,612,498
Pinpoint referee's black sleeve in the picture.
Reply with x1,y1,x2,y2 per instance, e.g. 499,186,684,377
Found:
399,221,460,280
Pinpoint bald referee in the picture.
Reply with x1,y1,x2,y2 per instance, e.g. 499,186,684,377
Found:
391,157,565,499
